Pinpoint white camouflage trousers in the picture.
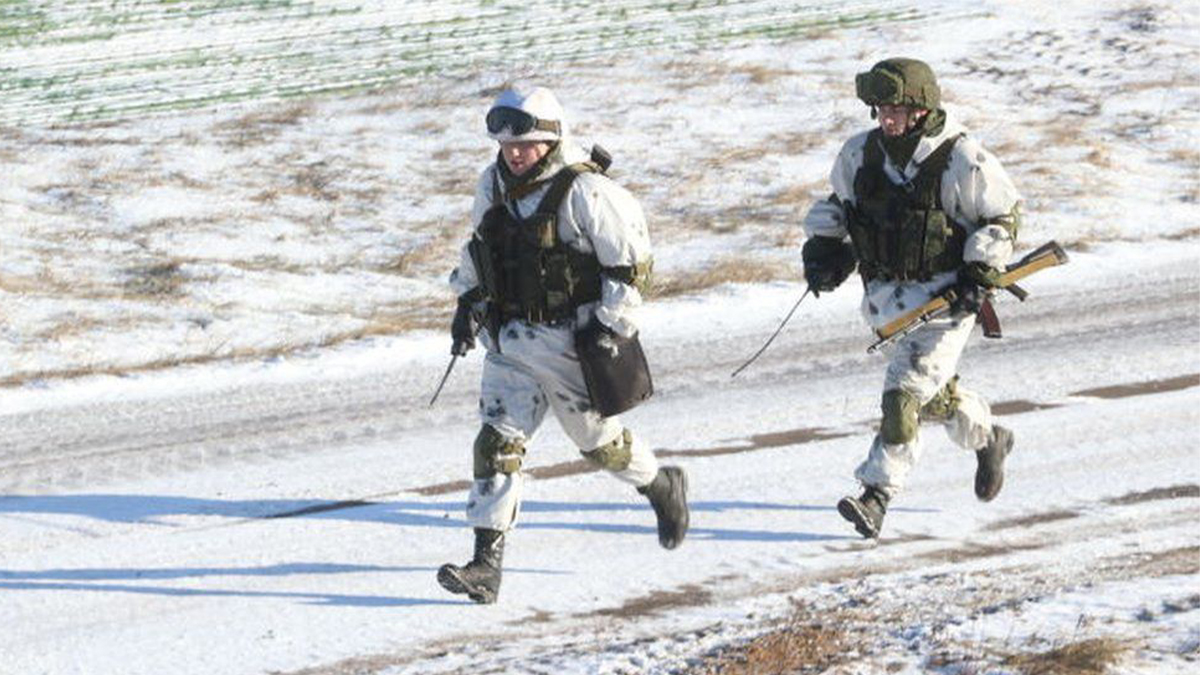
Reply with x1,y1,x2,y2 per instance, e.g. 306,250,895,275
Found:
466,320,659,531
855,314,994,497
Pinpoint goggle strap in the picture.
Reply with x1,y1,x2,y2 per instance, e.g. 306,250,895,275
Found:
533,118,561,135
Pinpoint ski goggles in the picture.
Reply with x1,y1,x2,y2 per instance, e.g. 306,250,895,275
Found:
485,106,561,137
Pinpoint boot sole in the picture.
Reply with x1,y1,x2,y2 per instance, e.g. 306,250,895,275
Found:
659,467,689,550
837,498,880,539
437,565,496,604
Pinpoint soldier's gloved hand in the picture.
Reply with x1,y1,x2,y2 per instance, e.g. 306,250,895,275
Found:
801,236,857,298
451,296,477,356
949,279,985,316
950,263,1000,316
804,263,842,298
960,261,1004,288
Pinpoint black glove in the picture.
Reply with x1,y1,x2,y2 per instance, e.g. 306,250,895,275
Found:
802,236,856,297
950,263,1001,316
949,277,985,316
450,295,478,356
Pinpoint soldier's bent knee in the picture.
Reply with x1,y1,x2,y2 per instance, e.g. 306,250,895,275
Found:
580,428,634,472
473,425,526,479
880,389,920,445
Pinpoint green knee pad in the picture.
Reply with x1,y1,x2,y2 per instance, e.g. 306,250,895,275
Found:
580,428,634,472
920,375,961,423
473,425,526,479
880,389,920,445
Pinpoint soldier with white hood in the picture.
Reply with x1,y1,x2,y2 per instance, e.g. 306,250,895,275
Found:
438,86,689,603
801,58,1022,538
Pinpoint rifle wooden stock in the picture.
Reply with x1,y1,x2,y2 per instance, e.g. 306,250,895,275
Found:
869,241,1069,351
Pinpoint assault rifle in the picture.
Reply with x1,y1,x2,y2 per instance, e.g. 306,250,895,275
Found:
866,241,1069,353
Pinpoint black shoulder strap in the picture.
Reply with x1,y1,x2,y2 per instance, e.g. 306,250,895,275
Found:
534,162,602,217
862,129,885,172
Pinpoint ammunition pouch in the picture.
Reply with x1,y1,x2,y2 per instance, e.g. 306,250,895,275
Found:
847,130,965,282
575,319,653,417
470,163,610,328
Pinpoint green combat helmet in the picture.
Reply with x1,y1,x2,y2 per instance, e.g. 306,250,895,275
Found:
855,58,941,111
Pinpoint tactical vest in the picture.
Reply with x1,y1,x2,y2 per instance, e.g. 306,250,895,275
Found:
470,161,606,325
846,129,966,282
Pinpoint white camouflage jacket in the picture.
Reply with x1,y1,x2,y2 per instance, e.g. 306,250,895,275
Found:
449,141,651,342
803,111,1022,330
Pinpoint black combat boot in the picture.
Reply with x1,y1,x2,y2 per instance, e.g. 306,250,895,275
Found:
975,424,1014,502
837,486,889,539
638,466,689,549
437,528,504,604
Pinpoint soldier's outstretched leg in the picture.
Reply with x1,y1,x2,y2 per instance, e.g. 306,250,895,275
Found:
974,424,1013,502
638,466,690,549
576,426,686,549
837,485,889,539
437,528,505,604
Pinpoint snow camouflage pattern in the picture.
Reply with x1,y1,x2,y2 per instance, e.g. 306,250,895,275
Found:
451,136,657,532
804,109,1020,497
857,314,994,496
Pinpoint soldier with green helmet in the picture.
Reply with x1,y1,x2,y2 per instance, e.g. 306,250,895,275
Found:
802,58,1023,538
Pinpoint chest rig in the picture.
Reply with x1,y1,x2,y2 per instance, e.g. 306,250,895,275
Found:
468,161,606,328
845,129,965,282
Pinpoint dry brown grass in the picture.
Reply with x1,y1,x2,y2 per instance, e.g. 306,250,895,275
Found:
657,58,804,94
1165,227,1200,240
1084,145,1112,169
695,615,848,675
1004,638,1128,675
378,221,460,277
649,257,793,299
354,297,451,335
0,273,43,294
428,174,475,198
31,315,109,342
121,260,187,298
290,160,340,201
731,64,800,86
210,102,312,148
11,265,128,302
589,584,713,619
408,118,448,135
1167,147,1200,166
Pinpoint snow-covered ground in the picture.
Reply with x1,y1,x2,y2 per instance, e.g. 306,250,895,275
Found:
2,1,1199,674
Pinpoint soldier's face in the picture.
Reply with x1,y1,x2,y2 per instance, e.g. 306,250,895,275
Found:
877,104,928,137
500,141,552,176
